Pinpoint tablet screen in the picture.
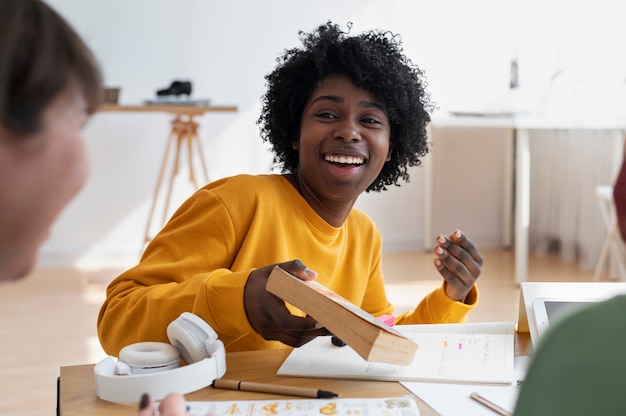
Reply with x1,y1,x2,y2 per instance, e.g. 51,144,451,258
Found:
532,298,598,339
544,301,594,322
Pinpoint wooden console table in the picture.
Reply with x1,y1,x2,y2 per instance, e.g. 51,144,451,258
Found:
98,104,237,247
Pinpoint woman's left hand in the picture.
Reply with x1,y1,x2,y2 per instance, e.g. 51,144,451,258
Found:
433,229,483,302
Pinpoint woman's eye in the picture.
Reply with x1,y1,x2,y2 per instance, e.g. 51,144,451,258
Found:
316,112,337,119
362,117,381,124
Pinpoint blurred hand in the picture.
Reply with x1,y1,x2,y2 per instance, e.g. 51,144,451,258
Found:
138,393,188,416
244,259,330,346
433,229,483,302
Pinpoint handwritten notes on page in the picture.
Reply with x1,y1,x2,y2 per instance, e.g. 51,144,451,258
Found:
278,322,515,385
181,396,420,416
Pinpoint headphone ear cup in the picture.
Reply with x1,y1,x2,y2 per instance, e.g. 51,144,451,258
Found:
167,312,218,364
118,342,180,374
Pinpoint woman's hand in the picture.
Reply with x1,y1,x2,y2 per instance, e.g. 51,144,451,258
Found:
244,259,330,346
433,229,483,302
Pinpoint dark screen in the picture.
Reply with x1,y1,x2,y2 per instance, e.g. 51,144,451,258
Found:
544,301,594,323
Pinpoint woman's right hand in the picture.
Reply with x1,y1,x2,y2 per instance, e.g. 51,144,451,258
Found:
244,259,330,346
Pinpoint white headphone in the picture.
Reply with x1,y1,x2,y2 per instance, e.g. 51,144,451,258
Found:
94,312,227,403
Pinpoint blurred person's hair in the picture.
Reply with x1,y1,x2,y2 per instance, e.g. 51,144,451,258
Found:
0,0,102,135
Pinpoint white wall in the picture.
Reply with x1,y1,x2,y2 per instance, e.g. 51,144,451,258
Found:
38,0,626,270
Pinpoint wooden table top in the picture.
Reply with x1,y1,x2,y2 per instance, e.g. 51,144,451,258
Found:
98,104,238,116
59,349,430,415
59,334,530,415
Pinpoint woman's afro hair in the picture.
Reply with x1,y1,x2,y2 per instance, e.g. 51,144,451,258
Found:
257,21,435,192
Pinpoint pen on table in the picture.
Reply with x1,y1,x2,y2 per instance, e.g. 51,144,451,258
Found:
212,378,339,399
470,392,512,416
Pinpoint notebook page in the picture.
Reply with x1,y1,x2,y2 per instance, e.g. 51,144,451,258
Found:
278,322,515,384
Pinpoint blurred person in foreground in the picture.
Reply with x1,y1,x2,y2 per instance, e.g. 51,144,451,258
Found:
0,0,185,413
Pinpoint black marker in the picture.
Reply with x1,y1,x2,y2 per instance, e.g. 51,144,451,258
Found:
331,336,346,347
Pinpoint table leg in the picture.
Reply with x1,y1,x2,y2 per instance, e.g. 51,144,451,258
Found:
142,117,211,250
162,127,184,225
423,124,434,250
502,128,514,248
184,120,209,188
515,128,530,284
143,121,179,245
193,126,210,184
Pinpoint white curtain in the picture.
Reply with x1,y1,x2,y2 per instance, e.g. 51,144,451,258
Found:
528,130,623,270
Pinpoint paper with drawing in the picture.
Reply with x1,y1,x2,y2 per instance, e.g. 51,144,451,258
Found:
181,396,420,416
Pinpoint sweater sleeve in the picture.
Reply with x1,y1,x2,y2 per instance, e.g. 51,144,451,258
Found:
395,284,479,324
97,188,256,356
345,209,479,325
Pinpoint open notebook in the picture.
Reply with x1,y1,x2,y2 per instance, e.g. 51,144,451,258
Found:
278,322,515,385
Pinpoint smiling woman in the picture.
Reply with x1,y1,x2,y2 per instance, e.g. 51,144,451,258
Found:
258,22,434,194
294,74,392,226
97,22,484,369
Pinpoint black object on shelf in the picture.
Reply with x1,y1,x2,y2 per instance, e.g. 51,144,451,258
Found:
157,80,192,97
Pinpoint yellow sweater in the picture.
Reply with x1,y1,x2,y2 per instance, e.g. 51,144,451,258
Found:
97,174,477,355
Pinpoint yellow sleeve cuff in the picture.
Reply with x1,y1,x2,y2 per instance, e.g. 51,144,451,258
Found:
396,283,479,324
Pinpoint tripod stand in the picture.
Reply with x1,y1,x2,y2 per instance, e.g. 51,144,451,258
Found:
143,114,210,245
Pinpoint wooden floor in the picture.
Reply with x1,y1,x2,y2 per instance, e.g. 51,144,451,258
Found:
0,249,609,415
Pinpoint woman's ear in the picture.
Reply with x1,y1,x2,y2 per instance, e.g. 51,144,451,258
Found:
292,140,299,150
385,141,393,162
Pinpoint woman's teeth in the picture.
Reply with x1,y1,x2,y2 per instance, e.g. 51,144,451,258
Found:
325,155,364,165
